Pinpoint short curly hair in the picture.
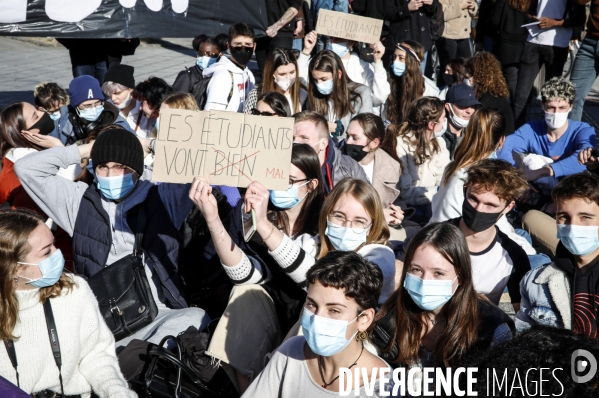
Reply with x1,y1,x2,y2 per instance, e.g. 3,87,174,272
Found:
552,171,599,208
541,77,576,104
306,251,383,313
465,159,529,203
466,52,509,100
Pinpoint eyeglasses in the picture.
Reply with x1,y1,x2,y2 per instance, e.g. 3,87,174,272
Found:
78,100,104,111
251,108,278,117
327,213,372,233
287,178,310,190
198,50,220,58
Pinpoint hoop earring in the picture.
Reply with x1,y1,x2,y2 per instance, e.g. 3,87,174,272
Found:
356,331,369,341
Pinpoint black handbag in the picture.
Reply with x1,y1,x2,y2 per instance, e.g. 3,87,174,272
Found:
87,204,158,341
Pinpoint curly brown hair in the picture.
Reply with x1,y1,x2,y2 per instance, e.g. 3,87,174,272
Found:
467,52,509,100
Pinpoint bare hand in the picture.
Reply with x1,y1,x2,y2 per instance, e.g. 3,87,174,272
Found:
244,181,271,229
460,0,472,10
422,0,433,5
303,31,317,54
536,16,557,29
21,129,63,149
294,20,304,37
328,121,337,133
408,0,423,11
189,177,219,223
579,147,599,171
266,26,278,38
371,41,385,63
384,204,405,225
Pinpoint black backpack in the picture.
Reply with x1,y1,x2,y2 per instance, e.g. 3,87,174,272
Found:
190,70,234,110
430,4,445,42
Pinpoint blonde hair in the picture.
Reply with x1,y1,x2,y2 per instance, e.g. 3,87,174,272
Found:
318,178,389,258
162,92,200,111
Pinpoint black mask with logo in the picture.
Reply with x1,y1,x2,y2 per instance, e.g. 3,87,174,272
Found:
461,197,505,233
29,112,55,136
230,46,254,67
343,143,369,162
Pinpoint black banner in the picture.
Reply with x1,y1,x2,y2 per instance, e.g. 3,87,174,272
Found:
0,0,268,38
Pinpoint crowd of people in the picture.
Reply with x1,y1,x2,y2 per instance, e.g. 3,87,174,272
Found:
1,0,599,396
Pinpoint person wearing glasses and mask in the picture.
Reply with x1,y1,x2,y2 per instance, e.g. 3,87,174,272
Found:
173,35,223,99
372,222,513,393
64,75,133,145
242,251,393,397
204,23,257,113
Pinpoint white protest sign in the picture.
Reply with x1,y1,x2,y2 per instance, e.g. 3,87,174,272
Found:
316,9,383,44
152,109,293,190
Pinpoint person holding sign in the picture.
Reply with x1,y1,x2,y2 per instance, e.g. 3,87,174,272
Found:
300,31,390,113
244,48,307,115
302,50,373,139
384,41,439,127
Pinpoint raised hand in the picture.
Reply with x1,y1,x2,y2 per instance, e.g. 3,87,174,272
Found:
21,129,63,149
189,177,220,223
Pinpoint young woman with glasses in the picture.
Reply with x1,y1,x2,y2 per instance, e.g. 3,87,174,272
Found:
251,91,292,117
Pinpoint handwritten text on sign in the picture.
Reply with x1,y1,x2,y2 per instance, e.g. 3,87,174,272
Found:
316,10,383,44
152,109,294,190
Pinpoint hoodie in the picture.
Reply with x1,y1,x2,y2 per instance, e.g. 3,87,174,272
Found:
202,56,255,113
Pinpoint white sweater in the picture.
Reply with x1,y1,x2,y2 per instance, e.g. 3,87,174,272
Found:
396,135,451,206
0,276,136,397
430,167,537,255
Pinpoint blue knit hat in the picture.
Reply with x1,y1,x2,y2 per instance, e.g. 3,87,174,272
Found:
69,75,104,107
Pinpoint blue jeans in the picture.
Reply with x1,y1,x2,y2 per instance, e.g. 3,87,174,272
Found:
570,37,599,121
515,229,552,270
73,61,107,84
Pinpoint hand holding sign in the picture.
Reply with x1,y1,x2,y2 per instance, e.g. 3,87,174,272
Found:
152,109,293,190
315,10,383,45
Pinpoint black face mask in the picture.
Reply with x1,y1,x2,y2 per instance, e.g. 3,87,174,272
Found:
343,143,369,162
29,112,55,136
442,73,456,87
230,46,253,67
461,197,505,233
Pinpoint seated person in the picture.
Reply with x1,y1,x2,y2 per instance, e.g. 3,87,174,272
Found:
63,75,133,145
372,222,514,393
292,111,368,193
242,251,392,397
300,31,390,111
0,208,136,397
14,128,209,348
102,63,154,138
133,76,174,135
172,35,223,97
204,23,256,112
300,47,373,138
192,176,394,393
498,77,596,182
437,57,467,100
517,172,599,339
448,159,532,311
33,82,69,142
251,91,292,117
441,84,481,160
389,97,451,223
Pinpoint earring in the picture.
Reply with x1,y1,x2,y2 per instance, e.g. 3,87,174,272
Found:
356,331,369,341
14,276,19,288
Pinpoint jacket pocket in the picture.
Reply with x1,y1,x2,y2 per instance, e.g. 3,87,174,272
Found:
527,306,561,328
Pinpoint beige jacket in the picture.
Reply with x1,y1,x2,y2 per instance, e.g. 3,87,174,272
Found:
396,135,451,206
371,149,402,209
440,0,478,40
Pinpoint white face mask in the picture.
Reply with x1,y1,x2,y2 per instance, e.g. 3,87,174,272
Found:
116,92,132,110
544,111,569,130
448,105,469,129
434,118,448,137
463,77,473,86
274,76,295,92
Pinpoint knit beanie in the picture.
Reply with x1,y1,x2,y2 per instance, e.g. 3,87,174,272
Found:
91,129,144,176
69,75,104,107
104,63,135,89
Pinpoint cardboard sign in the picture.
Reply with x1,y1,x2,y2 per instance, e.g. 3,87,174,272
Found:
152,109,293,190
315,9,383,44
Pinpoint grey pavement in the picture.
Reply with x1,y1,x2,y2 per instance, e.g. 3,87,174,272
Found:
0,37,260,107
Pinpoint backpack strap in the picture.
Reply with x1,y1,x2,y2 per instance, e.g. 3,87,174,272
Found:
43,299,66,398
3,340,19,388
134,203,147,258
228,70,234,104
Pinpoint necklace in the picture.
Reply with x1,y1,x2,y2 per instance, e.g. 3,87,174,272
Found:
318,343,364,389
426,312,438,325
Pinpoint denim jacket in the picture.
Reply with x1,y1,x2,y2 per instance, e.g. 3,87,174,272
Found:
515,262,572,332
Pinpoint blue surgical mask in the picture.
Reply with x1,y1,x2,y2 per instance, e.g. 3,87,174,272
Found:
96,173,136,200
155,116,160,131
403,273,458,311
77,105,104,122
392,61,406,77
196,56,217,71
17,249,65,289
86,159,95,177
325,221,369,251
489,150,498,159
48,111,61,121
557,224,599,256
330,41,349,58
269,181,310,209
301,308,363,357
316,79,334,95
